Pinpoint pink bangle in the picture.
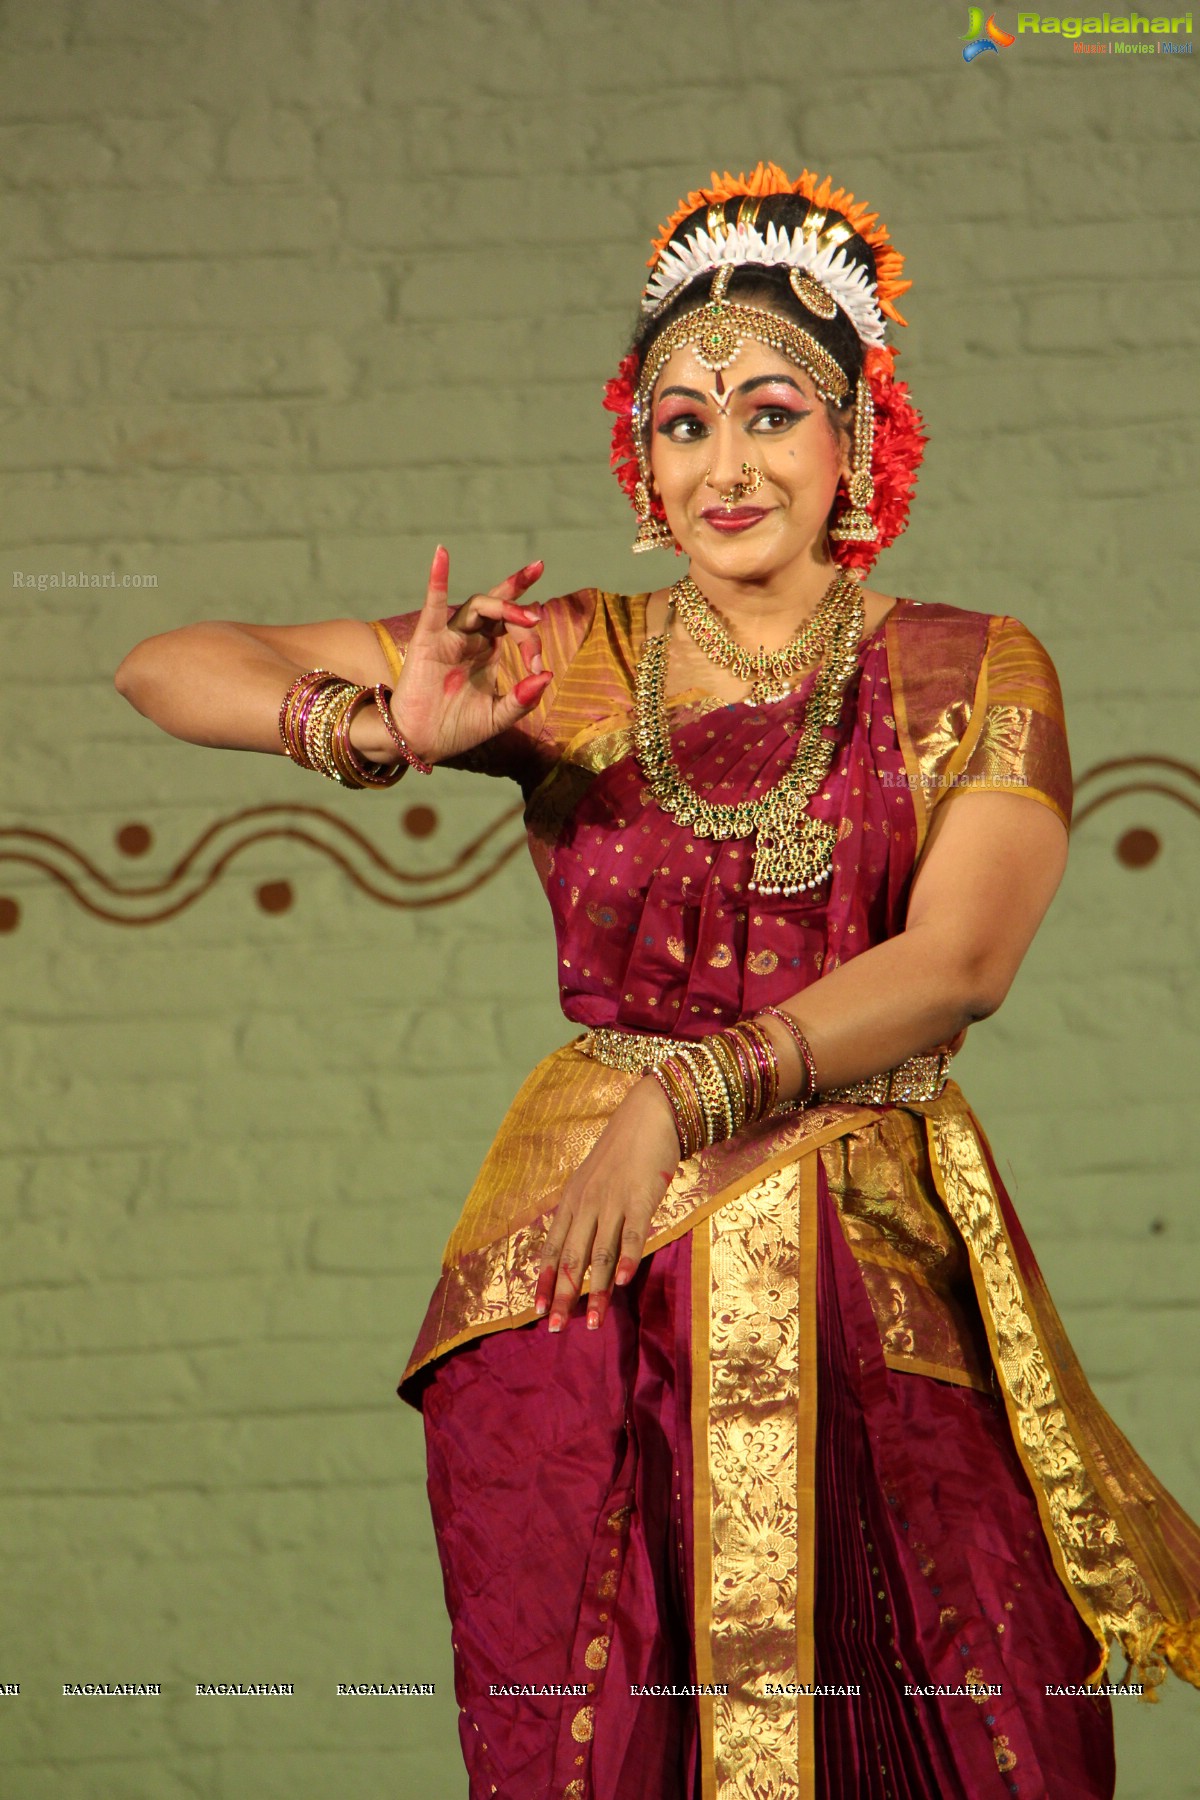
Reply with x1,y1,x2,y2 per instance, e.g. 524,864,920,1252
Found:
375,686,433,775
755,1006,818,1104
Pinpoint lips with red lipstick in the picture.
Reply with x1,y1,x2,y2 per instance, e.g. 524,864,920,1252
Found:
700,505,771,533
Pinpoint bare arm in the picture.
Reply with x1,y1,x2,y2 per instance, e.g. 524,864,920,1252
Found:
113,547,552,766
114,616,393,755
756,789,1070,1093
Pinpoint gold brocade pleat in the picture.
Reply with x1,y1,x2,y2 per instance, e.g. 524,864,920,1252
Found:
691,1158,819,1800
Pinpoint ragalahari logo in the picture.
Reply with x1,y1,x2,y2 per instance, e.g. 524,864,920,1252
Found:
962,8,1018,57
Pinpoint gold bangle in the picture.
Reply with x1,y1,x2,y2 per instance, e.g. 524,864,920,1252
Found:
706,1031,748,1134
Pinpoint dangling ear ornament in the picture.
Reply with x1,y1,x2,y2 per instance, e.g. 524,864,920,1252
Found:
829,376,878,544
631,479,675,554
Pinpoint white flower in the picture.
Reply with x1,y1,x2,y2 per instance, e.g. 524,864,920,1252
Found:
642,220,887,347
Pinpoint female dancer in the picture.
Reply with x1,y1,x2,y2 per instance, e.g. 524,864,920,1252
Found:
116,164,1200,1800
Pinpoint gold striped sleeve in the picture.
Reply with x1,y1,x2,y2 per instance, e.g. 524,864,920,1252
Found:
948,615,1073,828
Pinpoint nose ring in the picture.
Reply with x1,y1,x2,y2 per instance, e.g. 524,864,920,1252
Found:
719,463,765,508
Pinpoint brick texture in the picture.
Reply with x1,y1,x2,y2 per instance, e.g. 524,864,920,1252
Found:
1,1,1197,1793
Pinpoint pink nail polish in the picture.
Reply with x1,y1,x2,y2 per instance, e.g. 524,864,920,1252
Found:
587,1311,599,1329
535,1298,548,1316
548,1315,562,1334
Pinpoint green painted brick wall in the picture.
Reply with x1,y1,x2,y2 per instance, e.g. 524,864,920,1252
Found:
1,1,1196,1794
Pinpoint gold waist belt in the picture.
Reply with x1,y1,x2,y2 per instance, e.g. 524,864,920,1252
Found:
575,1026,951,1105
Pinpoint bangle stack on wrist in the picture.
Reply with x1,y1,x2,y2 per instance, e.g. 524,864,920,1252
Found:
278,671,432,787
648,1020,781,1159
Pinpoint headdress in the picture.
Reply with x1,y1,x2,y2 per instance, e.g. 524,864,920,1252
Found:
603,163,927,574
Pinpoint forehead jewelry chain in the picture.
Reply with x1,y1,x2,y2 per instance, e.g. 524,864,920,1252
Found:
673,567,853,704
633,577,864,896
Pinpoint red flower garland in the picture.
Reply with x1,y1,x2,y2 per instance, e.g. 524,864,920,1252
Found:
602,351,651,498
602,344,926,574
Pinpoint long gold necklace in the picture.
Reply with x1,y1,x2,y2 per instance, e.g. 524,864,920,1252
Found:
672,568,853,703
633,580,864,896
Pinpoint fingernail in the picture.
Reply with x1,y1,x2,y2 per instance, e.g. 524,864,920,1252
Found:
535,1297,548,1316
523,559,544,574
548,1314,563,1334
531,652,544,674
587,1310,599,1329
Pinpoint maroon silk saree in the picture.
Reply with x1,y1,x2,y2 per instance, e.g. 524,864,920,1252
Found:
372,592,1200,1800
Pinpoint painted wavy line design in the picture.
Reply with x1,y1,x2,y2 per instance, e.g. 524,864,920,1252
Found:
0,756,1195,930
0,800,526,928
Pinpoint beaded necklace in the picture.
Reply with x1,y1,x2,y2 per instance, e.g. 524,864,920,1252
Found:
672,568,853,704
633,578,864,896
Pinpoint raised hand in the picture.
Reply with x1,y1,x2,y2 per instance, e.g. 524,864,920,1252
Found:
388,545,553,765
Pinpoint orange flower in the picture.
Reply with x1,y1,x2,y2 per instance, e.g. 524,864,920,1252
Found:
648,161,912,327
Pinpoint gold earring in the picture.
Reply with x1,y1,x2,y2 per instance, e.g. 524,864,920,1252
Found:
829,377,878,543
632,479,674,553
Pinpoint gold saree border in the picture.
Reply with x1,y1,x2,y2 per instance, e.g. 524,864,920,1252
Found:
922,1099,1164,1688
692,1158,818,1800
886,604,988,858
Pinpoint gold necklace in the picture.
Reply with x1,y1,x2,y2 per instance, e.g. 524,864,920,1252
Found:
672,569,854,704
633,581,864,896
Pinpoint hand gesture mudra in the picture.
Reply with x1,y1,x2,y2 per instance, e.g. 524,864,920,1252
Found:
390,545,552,765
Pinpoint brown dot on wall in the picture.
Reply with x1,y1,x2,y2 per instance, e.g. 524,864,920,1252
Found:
0,897,20,933
116,823,153,856
256,880,293,914
403,804,439,839
1116,827,1160,869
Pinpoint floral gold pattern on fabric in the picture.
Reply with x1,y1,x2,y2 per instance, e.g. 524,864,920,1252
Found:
818,1114,992,1390
570,1705,595,1743
959,704,1072,829
705,1168,804,1798
926,1108,1162,1680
